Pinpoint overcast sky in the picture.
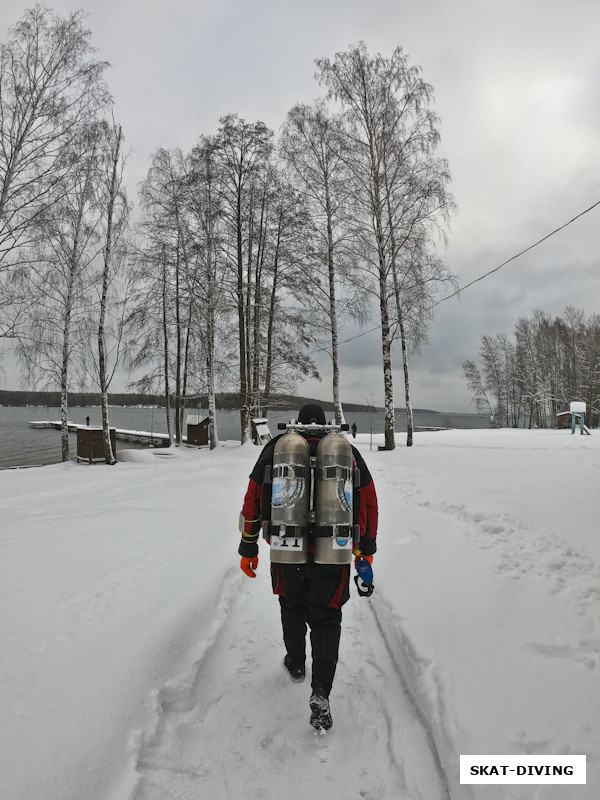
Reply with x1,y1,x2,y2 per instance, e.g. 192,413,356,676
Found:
2,0,599,412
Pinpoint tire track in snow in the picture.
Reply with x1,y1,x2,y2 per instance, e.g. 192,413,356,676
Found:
131,568,447,800
368,597,453,800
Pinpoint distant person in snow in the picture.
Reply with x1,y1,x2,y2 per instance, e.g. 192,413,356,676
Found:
351,422,357,438
238,404,378,731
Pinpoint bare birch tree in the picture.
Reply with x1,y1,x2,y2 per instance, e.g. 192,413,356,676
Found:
180,136,227,448
16,123,106,460
316,43,455,448
260,179,320,406
239,161,319,416
0,5,109,336
214,114,273,442
462,359,494,417
97,121,128,463
130,148,190,445
466,307,600,429
280,100,358,424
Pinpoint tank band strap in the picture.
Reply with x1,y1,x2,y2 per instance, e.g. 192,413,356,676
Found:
313,524,354,539
266,522,311,538
315,465,353,481
272,464,309,479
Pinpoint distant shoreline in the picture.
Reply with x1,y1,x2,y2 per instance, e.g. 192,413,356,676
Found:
0,389,477,416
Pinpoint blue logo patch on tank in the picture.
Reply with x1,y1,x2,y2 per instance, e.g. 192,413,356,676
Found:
272,471,305,508
336,478,353,512
333,535,352,549
271,477,288,507
344,478,352,507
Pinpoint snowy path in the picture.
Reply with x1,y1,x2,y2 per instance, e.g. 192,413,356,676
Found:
3,431,597,800
132,568,449,800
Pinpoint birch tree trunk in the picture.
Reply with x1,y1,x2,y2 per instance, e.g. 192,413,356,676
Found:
161,251,173,445
206,315,219,450
263,210,281,404
237,195,249,442
59,164,93,461
60,222,83,461
398,315,413,447
174,245,183,444
60,292,72,462
326,187,345,425
204,223,219,450
378,264,396,450
373,173,396,450
98,124,122,464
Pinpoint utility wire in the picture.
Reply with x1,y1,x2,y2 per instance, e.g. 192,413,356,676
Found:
428,198,600,310
328,198,600,351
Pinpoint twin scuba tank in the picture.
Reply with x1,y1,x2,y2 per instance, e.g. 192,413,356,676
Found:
264,422,359,564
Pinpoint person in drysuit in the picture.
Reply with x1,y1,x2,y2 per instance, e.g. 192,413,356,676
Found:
238,404,378,731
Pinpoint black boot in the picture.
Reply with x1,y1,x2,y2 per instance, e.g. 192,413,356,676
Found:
309,690,333,731
283,654,305,683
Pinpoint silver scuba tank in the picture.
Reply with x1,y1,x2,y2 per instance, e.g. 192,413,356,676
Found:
313,431,354,564
269,430,310,564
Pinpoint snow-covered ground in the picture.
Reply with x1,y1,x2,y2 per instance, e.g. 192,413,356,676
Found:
1,428,598,799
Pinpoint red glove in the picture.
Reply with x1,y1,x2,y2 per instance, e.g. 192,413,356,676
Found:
240,556,258,578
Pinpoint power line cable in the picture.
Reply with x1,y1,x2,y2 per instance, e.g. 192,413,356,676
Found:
428,198,600,310
324,199,600,352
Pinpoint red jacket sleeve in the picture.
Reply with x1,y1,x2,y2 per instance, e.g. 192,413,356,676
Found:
351,445,378,556
240,478,263,535
357,478,378,555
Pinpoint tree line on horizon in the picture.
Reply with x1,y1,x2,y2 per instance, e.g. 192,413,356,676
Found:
463,307,600,428
0,388,378,414
0,5,455,460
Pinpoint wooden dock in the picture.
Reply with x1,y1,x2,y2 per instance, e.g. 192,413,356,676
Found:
414,426,449,432
30,420,173,447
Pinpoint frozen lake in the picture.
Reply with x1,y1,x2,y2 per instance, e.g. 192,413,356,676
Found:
0,404,490,469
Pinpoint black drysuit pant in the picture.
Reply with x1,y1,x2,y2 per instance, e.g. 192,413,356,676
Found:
271,560,350,697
